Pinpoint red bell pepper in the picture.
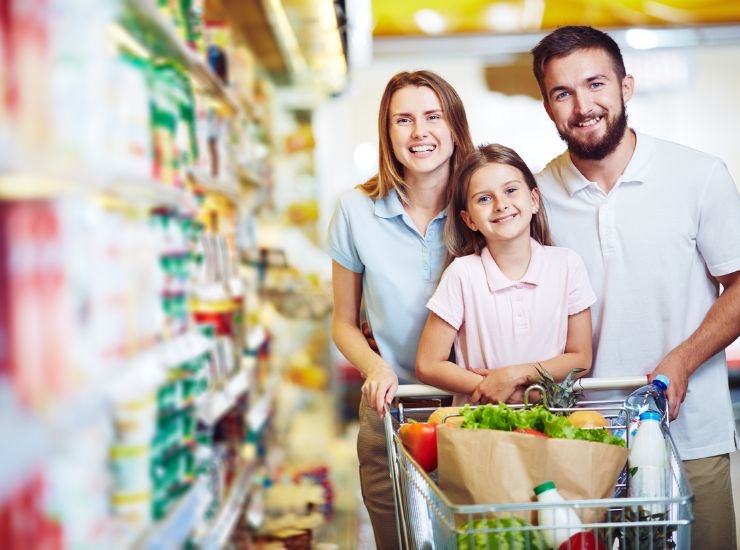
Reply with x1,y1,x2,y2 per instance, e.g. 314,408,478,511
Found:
399,420,438,472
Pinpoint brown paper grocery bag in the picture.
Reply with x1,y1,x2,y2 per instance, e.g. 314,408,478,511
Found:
437,427,628,519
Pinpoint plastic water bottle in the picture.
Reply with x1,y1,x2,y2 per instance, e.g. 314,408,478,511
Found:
628,410,669,514
533,481,583,548
615,375,670,442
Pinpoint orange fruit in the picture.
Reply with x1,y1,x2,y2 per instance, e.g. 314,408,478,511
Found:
567,410,608,429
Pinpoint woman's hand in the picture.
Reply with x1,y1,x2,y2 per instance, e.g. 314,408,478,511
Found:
470,367,530,405
363,363,399,418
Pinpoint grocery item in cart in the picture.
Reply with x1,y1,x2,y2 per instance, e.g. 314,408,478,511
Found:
628,410,669,514
456,517,546,550
615,375,669,440
533,480,583,548
437,420,628,519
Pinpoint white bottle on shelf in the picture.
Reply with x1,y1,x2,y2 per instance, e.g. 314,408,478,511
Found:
533,480,583,548
628,410,669,514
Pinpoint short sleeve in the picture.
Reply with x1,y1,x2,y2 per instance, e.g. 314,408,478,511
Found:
426,260,465,330
326,197,364,273
696,159,740,277
566,249,597,315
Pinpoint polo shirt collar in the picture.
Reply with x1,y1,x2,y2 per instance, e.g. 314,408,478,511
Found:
621,130,654,184
374,189,405,218
482,238,544,292
557,129,653,196
374,188,447,221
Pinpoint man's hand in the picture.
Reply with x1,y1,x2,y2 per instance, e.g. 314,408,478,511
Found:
651,347,690,421
362,363,398,418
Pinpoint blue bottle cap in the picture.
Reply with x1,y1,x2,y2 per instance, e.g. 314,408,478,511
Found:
653,374,670,389
639,410,661,422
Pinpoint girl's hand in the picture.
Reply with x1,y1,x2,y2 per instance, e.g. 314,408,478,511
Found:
470,367,530,405
362,364,399,418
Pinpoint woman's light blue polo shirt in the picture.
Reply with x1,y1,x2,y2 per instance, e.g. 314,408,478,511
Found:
327,187,448,383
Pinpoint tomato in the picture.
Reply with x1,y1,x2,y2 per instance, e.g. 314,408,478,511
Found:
515,427,548,438
558,531,606,550
399,421,438,472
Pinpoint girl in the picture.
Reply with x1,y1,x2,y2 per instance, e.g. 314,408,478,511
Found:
416,144,595,405
328,70,474,549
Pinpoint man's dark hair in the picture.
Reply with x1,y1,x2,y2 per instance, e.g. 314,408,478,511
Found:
531,26,626,99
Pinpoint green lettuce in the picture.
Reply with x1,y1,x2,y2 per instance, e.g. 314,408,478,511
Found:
460,403,625,447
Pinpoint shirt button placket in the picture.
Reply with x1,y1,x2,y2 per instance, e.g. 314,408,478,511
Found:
598,202,616,257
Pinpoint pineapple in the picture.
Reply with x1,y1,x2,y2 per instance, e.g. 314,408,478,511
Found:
531,365,586,410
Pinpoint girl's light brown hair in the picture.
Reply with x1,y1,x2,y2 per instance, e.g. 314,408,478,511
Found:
445,143,552,258
359,70,474,203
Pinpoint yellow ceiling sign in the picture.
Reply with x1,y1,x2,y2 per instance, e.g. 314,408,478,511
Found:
371,0,740,36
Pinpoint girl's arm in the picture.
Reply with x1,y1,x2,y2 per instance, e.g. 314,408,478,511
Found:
331,261,398,417
471,308,593,404
416,312,484,393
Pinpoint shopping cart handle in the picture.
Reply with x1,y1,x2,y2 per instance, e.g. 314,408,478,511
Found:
395,384,453,398
396,376,648,399
574,376,648,391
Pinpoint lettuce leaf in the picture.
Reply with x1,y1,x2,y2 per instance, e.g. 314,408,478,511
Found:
460,403,625,447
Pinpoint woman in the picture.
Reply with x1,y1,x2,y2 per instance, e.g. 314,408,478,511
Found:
327,70,474,549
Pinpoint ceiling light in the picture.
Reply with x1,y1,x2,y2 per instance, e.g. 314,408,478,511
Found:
485,3,522,32
626,28,659,50
413,9,447,35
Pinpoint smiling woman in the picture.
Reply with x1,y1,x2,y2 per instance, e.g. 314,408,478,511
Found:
327,70,474,549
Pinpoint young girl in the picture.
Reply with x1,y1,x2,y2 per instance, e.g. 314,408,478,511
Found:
328,70,474,549
416,144,595,405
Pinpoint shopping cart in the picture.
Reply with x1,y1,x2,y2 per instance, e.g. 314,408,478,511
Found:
383,378,693,550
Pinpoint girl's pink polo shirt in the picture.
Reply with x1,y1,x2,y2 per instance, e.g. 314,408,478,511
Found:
426,239,595,383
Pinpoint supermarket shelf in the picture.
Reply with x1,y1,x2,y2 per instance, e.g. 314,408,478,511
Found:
247,374,280,433
46,331,211,440
188,168,241,203
158,331,214,369
105,177,197,212
121,0,243,118
0,383,49,503
196,366,253,426
135,476,212,550
197,458,259,550
0,171,196,211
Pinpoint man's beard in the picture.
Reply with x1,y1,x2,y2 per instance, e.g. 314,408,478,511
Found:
558,104,628,161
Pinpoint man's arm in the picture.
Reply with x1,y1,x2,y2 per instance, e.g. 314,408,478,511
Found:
652,270,740,420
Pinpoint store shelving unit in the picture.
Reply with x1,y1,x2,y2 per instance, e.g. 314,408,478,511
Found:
196,365,253,427
135,476,212,550
196,458,260,550
1,1,276,547
120,0,243,117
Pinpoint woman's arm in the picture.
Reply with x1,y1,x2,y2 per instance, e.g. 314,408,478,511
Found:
331,261,398,417
416,312,483,393
471,308,593,404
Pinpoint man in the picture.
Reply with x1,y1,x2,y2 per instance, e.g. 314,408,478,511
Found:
532,26,740,549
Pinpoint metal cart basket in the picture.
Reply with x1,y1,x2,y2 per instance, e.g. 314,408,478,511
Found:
383,378,693,550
